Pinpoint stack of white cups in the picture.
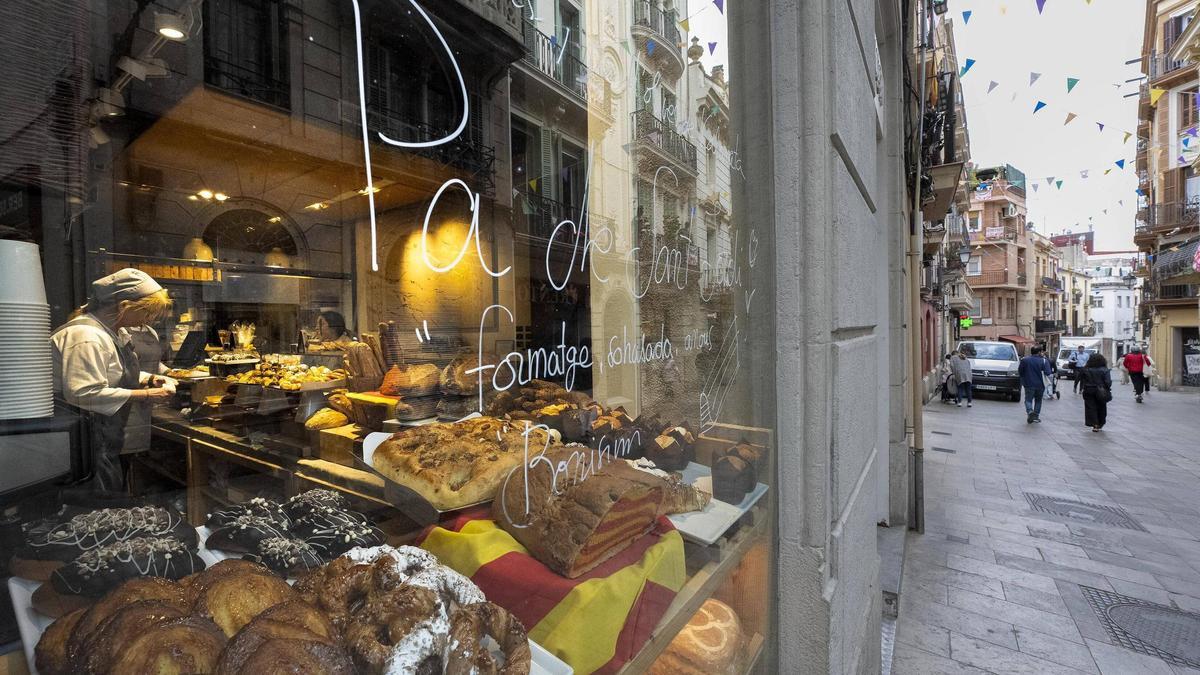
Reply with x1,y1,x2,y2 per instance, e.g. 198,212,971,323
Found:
0,240,54,419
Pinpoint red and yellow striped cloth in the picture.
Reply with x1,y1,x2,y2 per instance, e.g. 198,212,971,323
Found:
418,508,686,674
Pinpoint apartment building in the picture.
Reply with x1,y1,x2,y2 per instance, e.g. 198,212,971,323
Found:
1051,233,1094,336
961,165,1037,350
1088,254,1143,362
1138,0,1200,388
1030,231,1066,352
916,14,973,398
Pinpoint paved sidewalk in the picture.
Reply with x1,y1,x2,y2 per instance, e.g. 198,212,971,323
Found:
894,382,1200,675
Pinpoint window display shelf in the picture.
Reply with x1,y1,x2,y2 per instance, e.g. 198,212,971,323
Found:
91,249,351,282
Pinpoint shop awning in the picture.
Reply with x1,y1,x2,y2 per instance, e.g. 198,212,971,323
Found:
1152,240,1200,284
999,335,1035,346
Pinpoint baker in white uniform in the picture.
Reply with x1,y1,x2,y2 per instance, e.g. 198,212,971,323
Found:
51,268,174,491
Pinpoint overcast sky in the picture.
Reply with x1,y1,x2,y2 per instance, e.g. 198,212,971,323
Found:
949,0,1145,252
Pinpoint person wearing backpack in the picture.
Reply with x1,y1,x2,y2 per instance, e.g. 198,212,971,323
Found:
1118,346,1154,403
1079,354,1113,432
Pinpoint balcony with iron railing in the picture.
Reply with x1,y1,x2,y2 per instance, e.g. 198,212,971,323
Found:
1039,276,1063,292
966,270,1026,288
204,55,290,110
632,108,698,174
367,109,496,192
632,1,684,77
1134,200,1200,237
1035,319,1068,334
520,20,588,102
1145,283,1199,302
1147,51,1191,82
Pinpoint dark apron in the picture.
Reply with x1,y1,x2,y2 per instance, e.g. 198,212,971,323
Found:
122,326,165,454
54,315,140,492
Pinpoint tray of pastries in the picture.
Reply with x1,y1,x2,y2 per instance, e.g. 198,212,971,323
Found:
17,544,569,674
226,361,347,391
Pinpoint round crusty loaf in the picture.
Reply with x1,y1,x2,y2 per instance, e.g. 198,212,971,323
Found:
649,598,743,674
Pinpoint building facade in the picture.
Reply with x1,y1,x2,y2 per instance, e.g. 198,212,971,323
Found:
1088,254,1143,362
1138,0,1200,389
961,166,1038,350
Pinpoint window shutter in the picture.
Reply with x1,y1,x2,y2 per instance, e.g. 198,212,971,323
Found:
540,128,554,198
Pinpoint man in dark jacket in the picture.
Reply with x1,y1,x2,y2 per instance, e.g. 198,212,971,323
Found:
1019,346,1052,423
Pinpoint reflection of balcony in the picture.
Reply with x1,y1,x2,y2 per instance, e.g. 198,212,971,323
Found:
1035,319,1067,334
367,109,496,192
632,108,697,175
516,192,616,246
966,270,1023,288
204,56,289,110
520,21,588,102
632,1,685,77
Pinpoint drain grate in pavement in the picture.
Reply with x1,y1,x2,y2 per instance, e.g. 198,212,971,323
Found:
931,446,956,454
1023,492,1146,531
931,430,952,436
1081,586,1200,669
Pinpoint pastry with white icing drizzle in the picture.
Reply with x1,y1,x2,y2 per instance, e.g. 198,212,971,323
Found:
49,536,206,597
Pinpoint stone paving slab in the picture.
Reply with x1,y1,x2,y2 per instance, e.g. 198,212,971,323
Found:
894,388,1200,674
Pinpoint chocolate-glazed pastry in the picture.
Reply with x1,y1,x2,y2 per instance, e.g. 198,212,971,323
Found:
205,497,290,530
282,489,350,519
303,521,385,560
645,433,688,471
205,515,291,554
711,443,763,504
288,507,368,539
17,506,196,563
50,537,205,597
243,537,324,576
561,406,599,442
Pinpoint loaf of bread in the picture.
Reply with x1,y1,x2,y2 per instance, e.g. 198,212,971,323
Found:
649,599,743,674
493,452,709,578
373,417,558,510
379,363,440,397
305,408,349,430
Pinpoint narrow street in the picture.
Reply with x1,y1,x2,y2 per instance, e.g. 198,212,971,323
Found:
894,383,1200,675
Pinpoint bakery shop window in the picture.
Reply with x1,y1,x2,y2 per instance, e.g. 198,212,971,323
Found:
1,0,779,673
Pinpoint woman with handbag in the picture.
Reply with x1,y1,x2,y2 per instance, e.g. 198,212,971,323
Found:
1078,353,1113,432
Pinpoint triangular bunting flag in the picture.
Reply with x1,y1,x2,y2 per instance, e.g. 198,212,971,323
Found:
987,80,999,94
960,58,976,77
1135,188,1144,196
1033,100,1047,114
963,10,972,23
1046,176,1055,185
1104,168,1112,175
1097,122,1105,132
713,0,724,13
1103,209,1108,215
1184,137,1191,148
1115,159,1126,169
1066,77,1079,93
529,178,538,190
1030,72,1042,86
1010,92,1018,102
520,197,533,215
1189,126,1199,137
646,39,656,55
1123,131,1132,143
1056,180,1063,189
1032,183,1039,192
1036,0,1047,13
1150,88,1167,105
1064,112,1077,125
1081,170,1089,178
1119,200,1124,206
549,34,558,48
1180,155,1187,164
679,18,690,32
708,41,717,55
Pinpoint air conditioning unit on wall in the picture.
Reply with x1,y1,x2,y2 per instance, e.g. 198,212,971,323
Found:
1002,204,1018,218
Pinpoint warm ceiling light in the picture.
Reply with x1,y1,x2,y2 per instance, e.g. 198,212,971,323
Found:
187,195,199,201
214,192,229,201
154,12,188,41
358,186,381,195
197,189,214,200
306,201,329,210
267,216,282,223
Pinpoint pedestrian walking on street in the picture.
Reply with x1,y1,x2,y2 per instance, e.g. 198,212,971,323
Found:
1019,346,1052,423
1068,344,1090,394
950,350,973,407
940,353,957,404
1079,354,1113,432
1117,347,1154,404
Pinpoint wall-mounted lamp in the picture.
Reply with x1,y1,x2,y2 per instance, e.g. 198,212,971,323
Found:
154,12,189,41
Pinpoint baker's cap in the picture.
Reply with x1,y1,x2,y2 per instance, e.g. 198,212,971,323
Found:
90,268,163,305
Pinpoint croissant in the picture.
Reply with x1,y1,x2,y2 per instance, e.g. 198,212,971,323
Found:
33,606,84,675
79,600,187,675
191,567,296,637
107,616,226,675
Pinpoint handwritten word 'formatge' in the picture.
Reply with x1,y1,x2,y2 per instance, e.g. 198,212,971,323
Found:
467,304,592,408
